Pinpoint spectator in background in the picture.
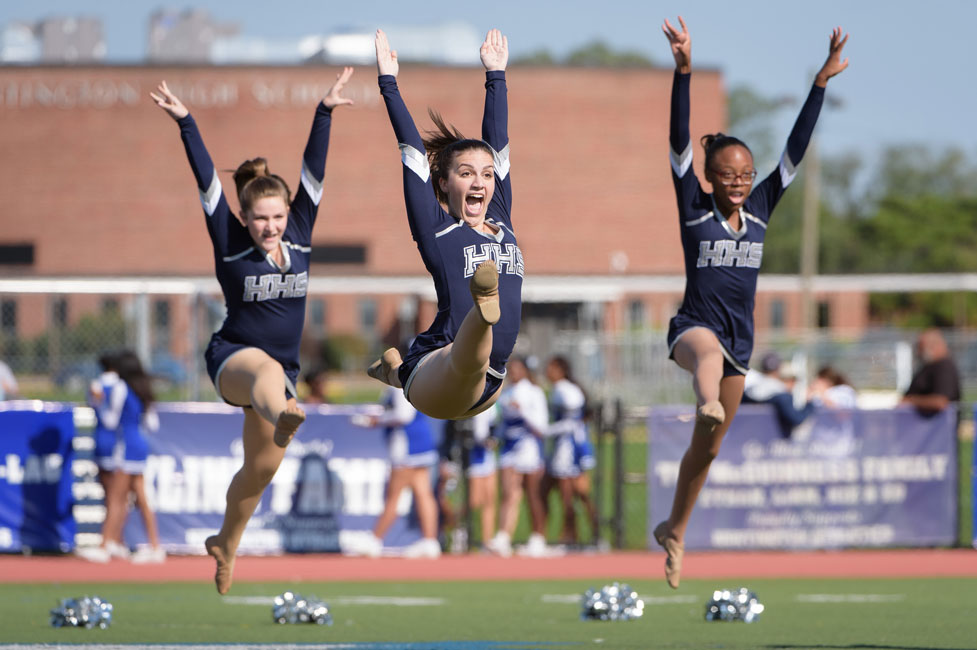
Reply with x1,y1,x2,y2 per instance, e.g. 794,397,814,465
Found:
350,385,440,558
0,359,19,400
300,367,329,405
901,328,961,414
742,351,816,438
809,365,857,409
465,406,499,552
488,357,549,557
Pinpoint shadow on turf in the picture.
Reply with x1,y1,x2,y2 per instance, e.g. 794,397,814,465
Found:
760,643,968,650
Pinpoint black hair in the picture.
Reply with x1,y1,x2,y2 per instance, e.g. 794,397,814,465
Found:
700,132,752,171
114,350,155,409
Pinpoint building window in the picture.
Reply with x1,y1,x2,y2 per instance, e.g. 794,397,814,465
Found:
628,299,645,329
358,298,377,332
101,298,119,314
52,297,68,328
0,244,34,266
817,301,831,329
1,300,16,336
153,299,171,351
310,244,367,265
309,299,327,333
770,299,785,330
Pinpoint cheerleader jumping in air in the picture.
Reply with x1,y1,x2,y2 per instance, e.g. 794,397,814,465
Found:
368,28,523,422
656,16,849,588
151,67,354,593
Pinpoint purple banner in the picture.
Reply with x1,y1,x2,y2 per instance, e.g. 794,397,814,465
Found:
123,403,435,555
648,404,957,550
0,402,76,553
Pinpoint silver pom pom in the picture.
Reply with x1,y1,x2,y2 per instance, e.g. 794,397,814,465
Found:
704,587,764,623
49,596,113,629
581,583,645,621
272,591,333,625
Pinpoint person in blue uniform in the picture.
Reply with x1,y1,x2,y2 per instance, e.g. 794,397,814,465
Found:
367,28,522,422
654,16,849,588
111,350,165,563
465,406,500,552
150,68,354,593
351,386,440,558
543,356,597,546
83,352,128,562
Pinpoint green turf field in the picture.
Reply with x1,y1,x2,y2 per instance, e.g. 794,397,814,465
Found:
4,577,976,649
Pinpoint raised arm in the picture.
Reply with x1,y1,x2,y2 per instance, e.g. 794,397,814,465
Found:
480,29,512,221
151,81,227,221
782,28,849,174
290,67,355,241
376,29,443,247
662,17,693,177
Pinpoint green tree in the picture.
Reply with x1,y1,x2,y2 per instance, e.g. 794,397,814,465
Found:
565,40,653,67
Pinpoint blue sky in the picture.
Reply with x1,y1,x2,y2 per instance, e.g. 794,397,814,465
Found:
4,0,977,172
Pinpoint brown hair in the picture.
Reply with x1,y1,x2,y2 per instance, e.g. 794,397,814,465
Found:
232,157,291,215
424,110,494,206
700,133,752,171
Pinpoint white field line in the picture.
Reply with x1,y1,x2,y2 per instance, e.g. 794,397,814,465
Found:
222,595,445,606
542,593,697,604
796,593,906,603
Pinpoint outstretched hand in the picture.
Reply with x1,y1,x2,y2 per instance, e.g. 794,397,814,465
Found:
480,28,508,71
815,27,849,87
322,66,355,109
375,29,399,77
149,81,188,121
662,16,691,73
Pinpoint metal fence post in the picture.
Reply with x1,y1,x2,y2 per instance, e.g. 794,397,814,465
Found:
613,398,625,549
592,401,604,548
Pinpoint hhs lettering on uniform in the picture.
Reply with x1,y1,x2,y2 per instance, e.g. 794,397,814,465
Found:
696,241,763,269
242,271,309,302
462,243,524,277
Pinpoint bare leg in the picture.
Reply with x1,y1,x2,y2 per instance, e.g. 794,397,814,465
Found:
524,469,547,537
129,474,161,548
218,348,305,447
407,467,439,540
558,477,576,544
498,467,524,536
98,469,126,547
374,467,411,540
468,474,497,544
206,405,288,595
573,472,599,542
396,261,500,420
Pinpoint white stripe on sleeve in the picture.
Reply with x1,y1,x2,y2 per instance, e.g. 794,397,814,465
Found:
670,141,693,177
399,143,430,183
492,143,510,180
199,169,222,216
779,150,798,188
300,160,324,205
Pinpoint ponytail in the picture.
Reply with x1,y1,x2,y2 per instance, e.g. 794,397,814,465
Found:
232,157,291,214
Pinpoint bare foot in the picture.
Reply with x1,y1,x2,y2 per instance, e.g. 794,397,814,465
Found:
469,259,500,325
367,347,403,387
205,535,235,595
273,404,306,448
653,521,684,589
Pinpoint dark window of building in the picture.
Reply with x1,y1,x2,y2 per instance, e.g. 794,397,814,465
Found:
358,298,377,331
817,301,831,329
52,297,68,328
154,299,171,350
101,298,119,314
310,244,367,265
771,299,785,329
0,244,34,265
1,300,16,335
628,299,645,329
309,299,326,332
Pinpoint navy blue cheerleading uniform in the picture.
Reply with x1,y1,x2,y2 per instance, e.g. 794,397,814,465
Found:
176,104,333,404
665,71,824,374
379,72,523,409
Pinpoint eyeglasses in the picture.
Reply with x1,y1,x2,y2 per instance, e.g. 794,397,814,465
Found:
710,169,758,185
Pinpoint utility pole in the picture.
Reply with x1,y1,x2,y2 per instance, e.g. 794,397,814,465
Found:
799,137,820,334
